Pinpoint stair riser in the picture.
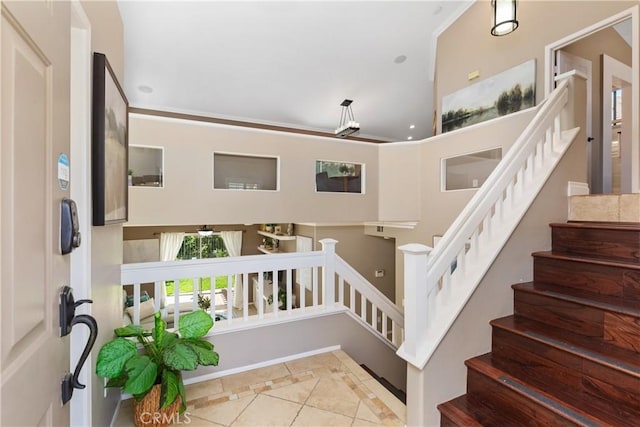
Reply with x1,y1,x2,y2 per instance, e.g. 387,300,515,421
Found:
466,369,582,426
492,327,640,417
533,257,640,300
514,291,605,337
551,226,640,263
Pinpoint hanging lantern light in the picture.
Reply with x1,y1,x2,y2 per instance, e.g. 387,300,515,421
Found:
491,0,519,36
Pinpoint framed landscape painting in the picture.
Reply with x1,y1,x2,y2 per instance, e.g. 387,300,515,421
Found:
92,52,129,225
441,59,535,133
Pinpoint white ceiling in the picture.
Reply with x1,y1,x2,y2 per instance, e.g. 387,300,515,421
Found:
118,1,473,142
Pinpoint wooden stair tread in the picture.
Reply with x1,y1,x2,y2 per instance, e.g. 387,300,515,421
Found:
466,354,607,426
437,395,484,427
532,251,640,270
491,315,640,378
513,281,640,316
551,222,640,231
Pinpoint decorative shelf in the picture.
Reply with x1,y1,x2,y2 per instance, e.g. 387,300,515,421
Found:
257,245,279,255
257,230,296,241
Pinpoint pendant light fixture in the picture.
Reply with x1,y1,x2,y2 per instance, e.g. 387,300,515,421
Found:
491,0,519,36
334,99,360,138
197,225,214,237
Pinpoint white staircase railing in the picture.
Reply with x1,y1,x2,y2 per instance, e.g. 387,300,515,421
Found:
397,76,581,369
121,239,403,349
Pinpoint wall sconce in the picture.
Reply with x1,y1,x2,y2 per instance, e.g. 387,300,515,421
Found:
491,0,519,36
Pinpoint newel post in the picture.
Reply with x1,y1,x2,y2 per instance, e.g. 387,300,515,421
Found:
320,238,338,307
398,243,432,360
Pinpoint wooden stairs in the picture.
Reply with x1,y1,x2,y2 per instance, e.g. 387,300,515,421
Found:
438,222,640,426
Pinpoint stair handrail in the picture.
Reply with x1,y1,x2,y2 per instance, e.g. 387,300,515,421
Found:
398,76,580,368
427,78,569,279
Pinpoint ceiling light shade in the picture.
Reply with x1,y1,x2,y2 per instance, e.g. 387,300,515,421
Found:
197,225,213,236
335,99,360,138
491,0,519,36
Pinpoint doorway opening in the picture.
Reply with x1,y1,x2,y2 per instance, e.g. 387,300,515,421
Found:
544,6,639,194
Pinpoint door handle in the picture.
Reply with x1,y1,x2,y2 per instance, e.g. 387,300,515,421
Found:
59,286,98,405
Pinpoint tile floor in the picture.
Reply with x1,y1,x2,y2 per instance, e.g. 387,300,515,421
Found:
114,350,406,426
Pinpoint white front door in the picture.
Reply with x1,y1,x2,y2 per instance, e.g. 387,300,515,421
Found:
1,1,72,425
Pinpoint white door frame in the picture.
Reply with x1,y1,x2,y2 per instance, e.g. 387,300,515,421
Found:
70,1,92,425
602,54,632,193
544,5,639,193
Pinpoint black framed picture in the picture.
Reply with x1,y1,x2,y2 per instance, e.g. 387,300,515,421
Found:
92,52,129,225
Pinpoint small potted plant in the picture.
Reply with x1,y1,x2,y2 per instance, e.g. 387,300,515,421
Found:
267,287,288,310
96,311,219,427
197,293,211,312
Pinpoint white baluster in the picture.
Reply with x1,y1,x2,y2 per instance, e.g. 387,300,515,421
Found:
300,277,306,311
173,278,180,329
243,273,249,320
133,282,141,325
154,281,162,313
258,272,264,319
371,304,377,329
350,285,355,312
382,314,388,342
320,239,337,308
272,269,278,316
312,267,319,307
286,269,292,312
226,275,233,323
192,277,198,312
360,293,366,322
338,277,344,306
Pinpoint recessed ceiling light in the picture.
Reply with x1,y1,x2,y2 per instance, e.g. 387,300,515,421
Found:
138,85,153,94
407,136,413,140
394,55,407,64
409,124,415,129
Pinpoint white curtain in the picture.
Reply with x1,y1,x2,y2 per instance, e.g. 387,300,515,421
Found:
159,232,185,307
221,231,243,307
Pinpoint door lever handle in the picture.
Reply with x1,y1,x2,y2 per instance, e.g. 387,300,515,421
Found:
59,286,99,405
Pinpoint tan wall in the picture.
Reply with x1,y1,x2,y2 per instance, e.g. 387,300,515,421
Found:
372,108,536,304
435,0,636,131
128,115,379,226
562,26,632,192
80,1,125,425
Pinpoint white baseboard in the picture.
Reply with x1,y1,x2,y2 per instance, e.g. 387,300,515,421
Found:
567,181,589,196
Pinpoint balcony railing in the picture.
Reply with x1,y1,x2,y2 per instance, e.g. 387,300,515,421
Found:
121,239,403,349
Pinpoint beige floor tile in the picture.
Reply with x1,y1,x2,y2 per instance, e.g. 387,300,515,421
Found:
352,418,384,427
186,378,224,401
332,349,351,361
186,414,228,426
355,401,382,424
340,358,371,383
231,394,301,426
190,394,255,426
221,364,290,391
361,380,406,423
291,405,354,427
286,352,342,374
306,377,361,418
263,378,319,404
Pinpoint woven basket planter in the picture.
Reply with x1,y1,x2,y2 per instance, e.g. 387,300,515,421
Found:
133,384,182,427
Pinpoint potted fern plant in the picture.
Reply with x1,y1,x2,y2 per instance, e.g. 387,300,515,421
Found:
96,310,219,426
